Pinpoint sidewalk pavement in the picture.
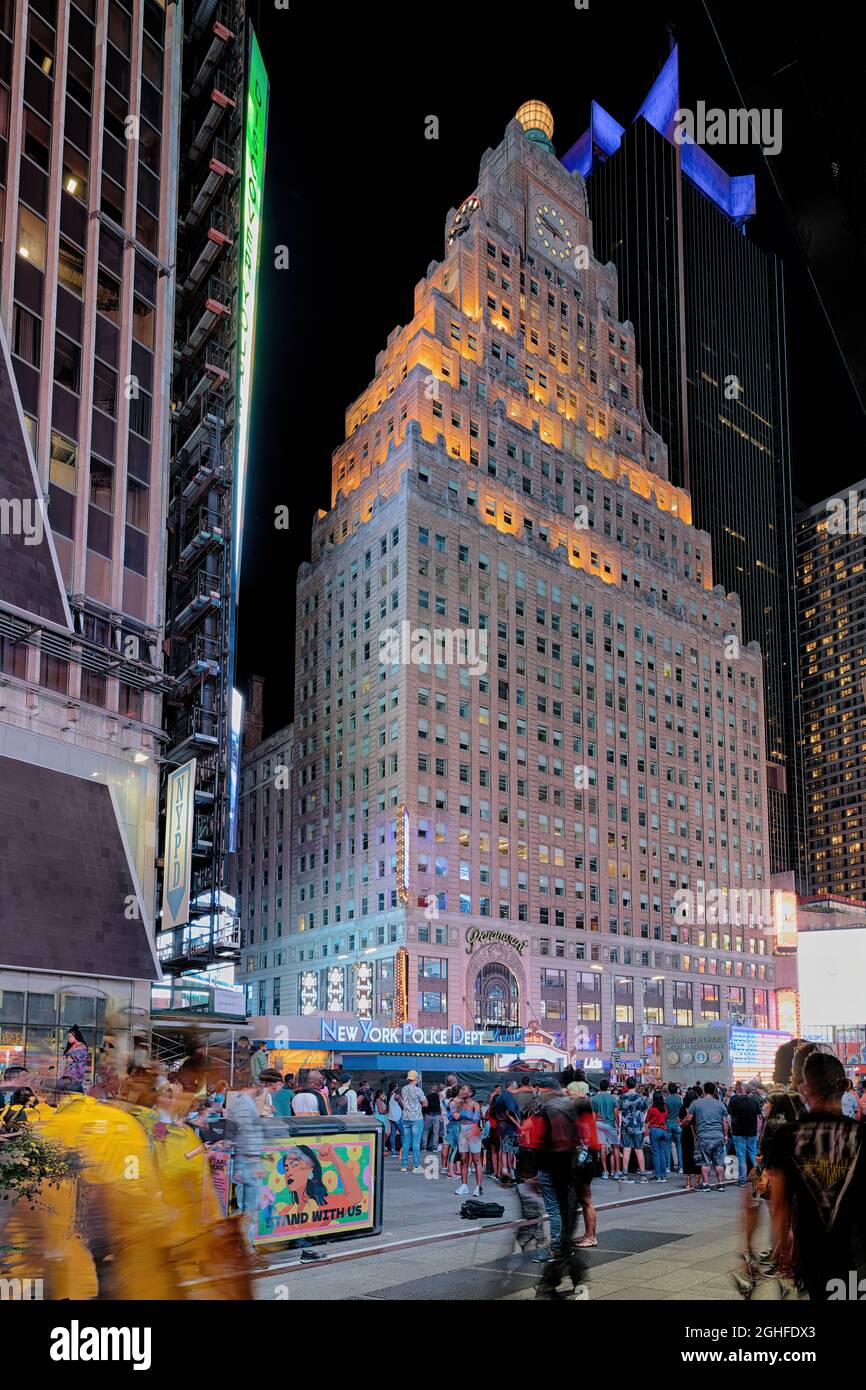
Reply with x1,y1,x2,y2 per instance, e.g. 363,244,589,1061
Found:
250,1158,775,1302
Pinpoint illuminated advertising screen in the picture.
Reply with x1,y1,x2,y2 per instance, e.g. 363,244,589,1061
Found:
396,803,409,903
773,890,798,950
799,927,866,1028
776,988,800,1036
228,687,243,853
729,1027,791,1084
233,24,269,591
254,1133,380,1245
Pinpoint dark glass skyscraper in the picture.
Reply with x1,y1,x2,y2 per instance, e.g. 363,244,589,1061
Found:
564,47,805,889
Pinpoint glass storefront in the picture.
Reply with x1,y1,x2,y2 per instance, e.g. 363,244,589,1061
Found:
0,982,137,1085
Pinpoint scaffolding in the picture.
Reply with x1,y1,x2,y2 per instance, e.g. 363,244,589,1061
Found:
160,0,245,976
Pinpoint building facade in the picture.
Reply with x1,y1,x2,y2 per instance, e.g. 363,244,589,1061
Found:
797,485,866,898
233,699,293,1019
0,0,178,1074
276,102,778,1067
573,47,805,892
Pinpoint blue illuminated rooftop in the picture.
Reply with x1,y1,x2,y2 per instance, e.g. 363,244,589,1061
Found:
561,46,756,226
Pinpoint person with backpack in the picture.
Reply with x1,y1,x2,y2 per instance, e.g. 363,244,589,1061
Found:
492,1079,523,1185
387,1082,404,1158
533,1076,590,1298
291,1069,331,1116
333,1076,357,1115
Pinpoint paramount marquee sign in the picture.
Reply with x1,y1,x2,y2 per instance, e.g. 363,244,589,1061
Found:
465,927,527,955
322,1020,495,1048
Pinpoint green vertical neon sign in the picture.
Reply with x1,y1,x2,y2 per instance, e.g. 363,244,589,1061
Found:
233,24,269,589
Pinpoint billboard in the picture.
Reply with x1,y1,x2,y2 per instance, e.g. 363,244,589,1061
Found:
773,891,798,950
228,687,243,853
660,1025,728,1085
799,927,866,1028
729,1027,791,1084
254,1135,378,1245
396,804,409,903
161,758,197,930
232,23,269,591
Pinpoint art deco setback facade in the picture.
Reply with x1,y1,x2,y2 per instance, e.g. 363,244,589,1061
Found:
282,107,776,1060
797,485,866,898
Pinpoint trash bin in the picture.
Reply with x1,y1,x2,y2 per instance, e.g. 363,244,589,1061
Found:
249,1115,385,1249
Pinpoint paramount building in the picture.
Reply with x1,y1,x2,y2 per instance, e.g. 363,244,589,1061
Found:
282,102,778,1070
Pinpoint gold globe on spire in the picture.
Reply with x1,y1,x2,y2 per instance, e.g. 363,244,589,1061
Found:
516,100,555,146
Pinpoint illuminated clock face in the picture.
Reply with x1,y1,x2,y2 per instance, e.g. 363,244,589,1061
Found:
534,201,576,261
448,195,481,246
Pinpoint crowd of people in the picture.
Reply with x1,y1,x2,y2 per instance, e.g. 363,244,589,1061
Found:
3,1034,865,1301
323,1046,866,1302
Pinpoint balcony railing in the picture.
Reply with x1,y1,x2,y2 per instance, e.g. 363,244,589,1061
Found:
179,504,226,566
172,568,223,635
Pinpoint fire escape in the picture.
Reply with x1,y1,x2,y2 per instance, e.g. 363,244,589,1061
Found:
160,0,244,973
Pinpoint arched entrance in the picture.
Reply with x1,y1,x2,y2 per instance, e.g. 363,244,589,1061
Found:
474,960,521,1030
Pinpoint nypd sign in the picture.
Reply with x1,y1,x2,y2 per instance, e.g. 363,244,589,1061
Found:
321,1019,487,1047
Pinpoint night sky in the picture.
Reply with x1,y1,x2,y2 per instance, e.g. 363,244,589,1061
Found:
237,0,866,736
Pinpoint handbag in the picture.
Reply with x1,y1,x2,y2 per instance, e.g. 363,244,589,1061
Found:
574,1145,603,1179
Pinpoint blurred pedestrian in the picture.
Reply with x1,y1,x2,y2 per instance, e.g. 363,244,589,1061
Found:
534,1077,590,1297
766,1051,866,1300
